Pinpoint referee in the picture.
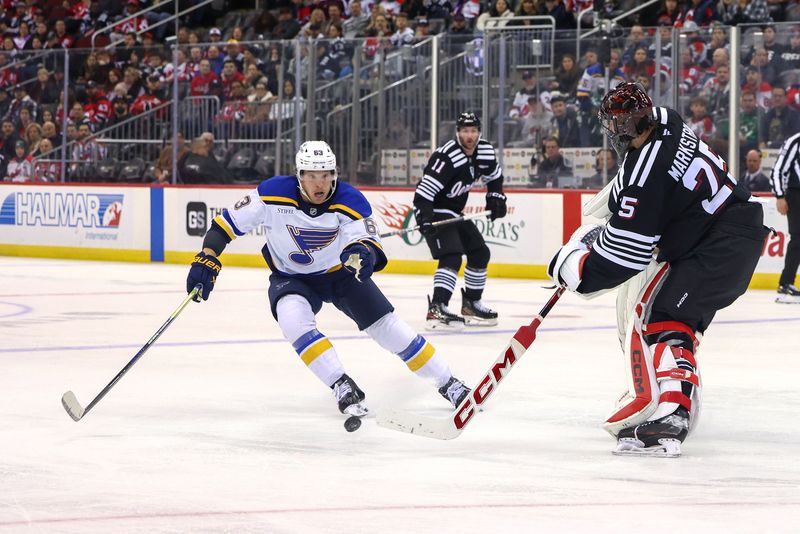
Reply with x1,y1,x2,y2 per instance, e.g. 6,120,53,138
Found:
771,133,800,303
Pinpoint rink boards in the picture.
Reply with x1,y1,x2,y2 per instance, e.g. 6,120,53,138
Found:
0,182,787,288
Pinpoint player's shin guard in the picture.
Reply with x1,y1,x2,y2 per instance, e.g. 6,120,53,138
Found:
365,312,454,388
276,295,346,387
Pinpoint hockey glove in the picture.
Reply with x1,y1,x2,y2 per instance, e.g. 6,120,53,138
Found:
485,192,507,221
414,209,437,238
340,242,376,283
547,224,603,292
187,251,222,301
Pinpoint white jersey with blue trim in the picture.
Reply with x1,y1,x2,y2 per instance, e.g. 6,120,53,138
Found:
212,175,383,276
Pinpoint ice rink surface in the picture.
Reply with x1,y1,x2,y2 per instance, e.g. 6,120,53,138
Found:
1,257,799,533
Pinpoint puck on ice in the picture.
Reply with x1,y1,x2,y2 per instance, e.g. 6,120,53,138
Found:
344,416,361,432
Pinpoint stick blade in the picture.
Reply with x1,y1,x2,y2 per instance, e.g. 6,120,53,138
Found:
376,409,461,440
61,391,85,422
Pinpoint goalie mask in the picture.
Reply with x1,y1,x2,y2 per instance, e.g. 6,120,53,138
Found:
598,82,654,158
295,140,338,203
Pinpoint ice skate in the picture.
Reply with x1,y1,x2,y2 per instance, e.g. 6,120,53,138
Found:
776,284,800,304
438,376,471,408
426,296,465,331
332,374,368,417
460,289,498,326
612,407,689,458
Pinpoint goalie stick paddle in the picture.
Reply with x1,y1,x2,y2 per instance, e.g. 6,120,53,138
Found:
379,210,491,239
61,285,201,422
376,286,565,439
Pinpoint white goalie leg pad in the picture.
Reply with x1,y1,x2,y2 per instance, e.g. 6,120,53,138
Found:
615,260,664,349
647,343,701,424
582,179,614,220
603,263,670,437
365,312,451,387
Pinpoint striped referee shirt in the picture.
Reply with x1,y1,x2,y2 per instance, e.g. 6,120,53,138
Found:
770,132,800,198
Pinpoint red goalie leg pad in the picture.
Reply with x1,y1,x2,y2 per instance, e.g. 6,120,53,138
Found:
604,325,659,427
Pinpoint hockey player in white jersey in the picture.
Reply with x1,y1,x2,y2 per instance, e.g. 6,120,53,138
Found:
548,83,769,456
186,141,470,418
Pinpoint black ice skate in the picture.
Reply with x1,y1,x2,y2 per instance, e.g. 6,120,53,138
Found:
776,284,800,304
438,376,471,408
460,288,499,327
426,295,465,331
332,374,368,417
613,406,690,458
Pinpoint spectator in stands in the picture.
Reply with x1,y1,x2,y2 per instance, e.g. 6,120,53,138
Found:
379,0,404,16
537,0,576,32
509,71,543,120
717,0,772,25
687,96,716,141
71,123,106,168
153,132,188,184
0,90,10,121
253,10,279,38
344,0,370,37
676,0,718,27
302,7,328,37
32,138,58,181
650,17,674,58
743,65,772,109
553,53,582,98
760,86,800,148
446,13,473,55
749,47,779,86
707,22,729,54
401,0,428,19
41,121,60,149
25,123,43,157
778,28,800,70
6,86,37,126
365,10,392,38
123,67,145,99
244,63,266,90
224,40,245,72
733,90,760,156
242,80,272,132
549,93,581,148
623,46,656,81
531,136,572,188
28,66,59,106
520,96,553,147
390,11,414,48
678,46,704,95
273,7,302,40
17,107,34,138
178,135,232,184
220,60,245,102
701,62,730,124
319,23,352,79
191,59,220,98
476,0,513,32
741,149,772,192
3,140,32,182
208,27,222,43
83,80,110,131
107,95,132,128
207,46,224,76
621,25,650,65
508,0,538,26
584,148,618,189
131,75,165,114
268,77,305,122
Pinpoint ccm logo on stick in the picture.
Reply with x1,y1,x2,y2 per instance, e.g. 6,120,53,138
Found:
454,346,518,429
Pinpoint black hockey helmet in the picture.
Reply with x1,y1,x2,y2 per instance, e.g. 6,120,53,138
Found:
456,111,481,131
598,82,654,157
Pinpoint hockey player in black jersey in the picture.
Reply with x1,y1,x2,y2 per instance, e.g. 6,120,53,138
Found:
413,111,508,330
548,83,769,457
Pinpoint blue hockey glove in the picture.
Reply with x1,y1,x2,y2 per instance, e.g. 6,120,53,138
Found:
187,251,222,301
340,242,376,282
485,192,507,221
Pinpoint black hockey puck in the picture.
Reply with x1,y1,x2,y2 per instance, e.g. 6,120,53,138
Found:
344,416,362,432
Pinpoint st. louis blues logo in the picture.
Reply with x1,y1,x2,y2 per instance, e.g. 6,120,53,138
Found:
287,225,339,265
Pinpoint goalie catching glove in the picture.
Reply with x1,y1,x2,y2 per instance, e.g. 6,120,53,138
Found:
340,242,376,282
187,251,222,301
547,224,603,293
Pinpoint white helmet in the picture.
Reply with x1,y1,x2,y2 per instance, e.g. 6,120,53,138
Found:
295,140,337,175
295,140,338,202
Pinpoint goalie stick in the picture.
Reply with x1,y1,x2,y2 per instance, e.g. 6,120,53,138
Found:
376,286,565,439
379,210,491,239
61,285,201,422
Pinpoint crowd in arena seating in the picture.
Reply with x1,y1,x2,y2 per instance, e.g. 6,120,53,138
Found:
1,0,799,187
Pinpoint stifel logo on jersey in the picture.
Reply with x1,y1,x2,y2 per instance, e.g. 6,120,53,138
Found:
287,226,339,265
0,192,123,228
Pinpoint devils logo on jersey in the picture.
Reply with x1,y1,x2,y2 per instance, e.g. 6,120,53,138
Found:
286,226,339,265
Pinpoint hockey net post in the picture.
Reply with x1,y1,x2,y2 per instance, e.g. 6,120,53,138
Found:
376,286,565,439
